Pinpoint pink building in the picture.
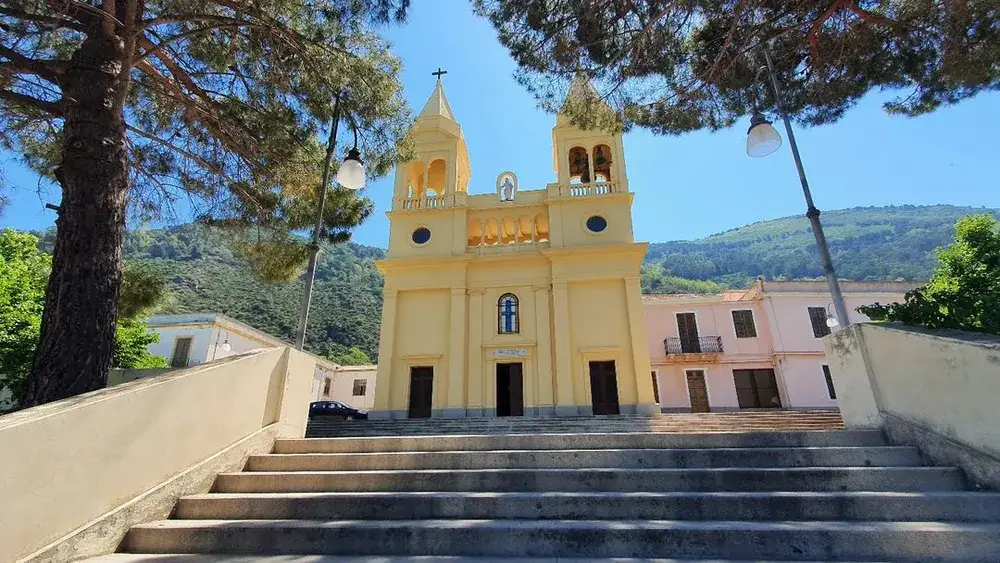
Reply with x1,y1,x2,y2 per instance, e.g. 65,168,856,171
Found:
643,280,918,412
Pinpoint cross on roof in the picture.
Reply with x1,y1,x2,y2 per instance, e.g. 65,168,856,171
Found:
432,68,447,80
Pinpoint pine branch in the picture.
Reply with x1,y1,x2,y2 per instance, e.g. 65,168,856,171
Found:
0,44,66,81
0,88,65,115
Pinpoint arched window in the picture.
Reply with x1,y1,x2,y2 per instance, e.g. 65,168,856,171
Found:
498,293,519,334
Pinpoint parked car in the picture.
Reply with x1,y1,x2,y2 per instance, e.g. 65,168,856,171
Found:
308,400,368,420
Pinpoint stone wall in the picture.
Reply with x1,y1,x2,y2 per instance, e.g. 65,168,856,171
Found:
825,323,1000,488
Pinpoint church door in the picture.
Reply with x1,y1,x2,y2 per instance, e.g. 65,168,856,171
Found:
408,366,434,419
589,361,620,415
495,362,524,417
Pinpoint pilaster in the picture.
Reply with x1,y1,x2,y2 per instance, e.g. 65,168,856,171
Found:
467,289,485,416
372,288,398,418
625,275,657,413
551,280,575,413
444,286,468,418
534,285,555,414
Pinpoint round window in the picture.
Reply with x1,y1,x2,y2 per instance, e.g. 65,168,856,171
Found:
586,215,608,233
411,227,431,245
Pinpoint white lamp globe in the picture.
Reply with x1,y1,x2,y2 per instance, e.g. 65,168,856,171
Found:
336,147,366,190
825,315,839,328
746,111,782,158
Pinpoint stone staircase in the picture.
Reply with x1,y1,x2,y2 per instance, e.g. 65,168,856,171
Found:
88,413,1000,562
306,410,847,437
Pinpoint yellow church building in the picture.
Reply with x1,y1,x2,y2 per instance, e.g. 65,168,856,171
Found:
371,78,656,419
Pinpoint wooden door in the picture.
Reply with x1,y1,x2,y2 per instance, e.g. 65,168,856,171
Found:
733,368,782,409
589,361,620,415
408,366,434,419
676,313,701,353
686,370,710,413
496,363,524,417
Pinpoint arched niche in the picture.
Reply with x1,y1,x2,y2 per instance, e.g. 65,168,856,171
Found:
593,144,612,182
535,213,550,242
568,146,590,184
467,218,483,247
484,218,500,246
427,159,447,195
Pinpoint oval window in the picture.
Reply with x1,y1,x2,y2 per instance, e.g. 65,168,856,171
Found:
411,227,431,245
586,215,608,233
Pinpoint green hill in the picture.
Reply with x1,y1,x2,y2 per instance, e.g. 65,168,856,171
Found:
643,205,999,289
32,204,994,363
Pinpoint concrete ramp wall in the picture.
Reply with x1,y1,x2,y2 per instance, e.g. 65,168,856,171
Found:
825,323,1000,488
0,347,315,562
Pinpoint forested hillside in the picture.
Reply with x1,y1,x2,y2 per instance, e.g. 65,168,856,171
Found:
31,205,993,364
644,205,998,288
35,225,386,363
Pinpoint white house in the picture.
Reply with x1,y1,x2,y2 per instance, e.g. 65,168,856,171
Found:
146,314,376,409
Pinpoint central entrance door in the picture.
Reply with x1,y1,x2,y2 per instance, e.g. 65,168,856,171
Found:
686,369,711,413
408,366,434,419
495,362,524,417
589,360,620,415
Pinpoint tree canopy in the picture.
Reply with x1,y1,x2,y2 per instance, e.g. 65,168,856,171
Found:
474,0,1000,133
1,0,412,406
859,214,1000,334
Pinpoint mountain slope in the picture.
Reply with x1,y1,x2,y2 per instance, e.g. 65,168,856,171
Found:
646,205,998,285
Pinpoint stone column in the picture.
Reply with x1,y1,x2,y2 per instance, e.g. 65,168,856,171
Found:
444,287,467,418
552,280,575,415
625,275,657,414
372,288,398,419
467,289,485,416
534,285,555,416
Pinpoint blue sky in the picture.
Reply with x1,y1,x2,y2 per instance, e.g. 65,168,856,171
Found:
2,2,999,247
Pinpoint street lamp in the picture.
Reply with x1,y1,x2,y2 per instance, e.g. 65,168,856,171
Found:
746,47,851,330
295,95,367,350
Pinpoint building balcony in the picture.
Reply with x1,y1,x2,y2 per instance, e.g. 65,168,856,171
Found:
662,336,724,363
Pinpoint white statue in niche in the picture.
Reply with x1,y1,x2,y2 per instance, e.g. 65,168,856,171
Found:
496,171,518,202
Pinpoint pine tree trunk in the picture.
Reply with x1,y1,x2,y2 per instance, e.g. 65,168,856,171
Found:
20,33,129,408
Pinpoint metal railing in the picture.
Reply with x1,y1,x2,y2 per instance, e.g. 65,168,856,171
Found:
664,336,724,355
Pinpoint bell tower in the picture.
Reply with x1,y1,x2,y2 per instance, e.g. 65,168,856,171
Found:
393,78,471,207
551,74,628,191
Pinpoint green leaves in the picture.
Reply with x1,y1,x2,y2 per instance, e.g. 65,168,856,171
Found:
474,0,1000,134
0,230,170,405
858,214,1000,335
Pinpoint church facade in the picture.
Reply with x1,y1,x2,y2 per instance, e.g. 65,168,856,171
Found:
371,79,656,419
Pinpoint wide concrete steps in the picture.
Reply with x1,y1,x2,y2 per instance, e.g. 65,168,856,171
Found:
175,491,1000,522
108,428,1000,562
121,519,1000,561
279,429,883,454
246,446,922,471
306,411,845,438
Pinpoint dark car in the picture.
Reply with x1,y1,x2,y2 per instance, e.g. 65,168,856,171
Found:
308,400,368,420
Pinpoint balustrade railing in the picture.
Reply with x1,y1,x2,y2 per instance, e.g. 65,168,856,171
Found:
558,181,619,198
664,336,724,355
398,195,448,210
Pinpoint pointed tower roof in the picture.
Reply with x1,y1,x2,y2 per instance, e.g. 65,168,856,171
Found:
418,80,456,121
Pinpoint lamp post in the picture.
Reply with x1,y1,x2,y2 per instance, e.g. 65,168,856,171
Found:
211,328,231,361
746,48,851,330
295,95,366,351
